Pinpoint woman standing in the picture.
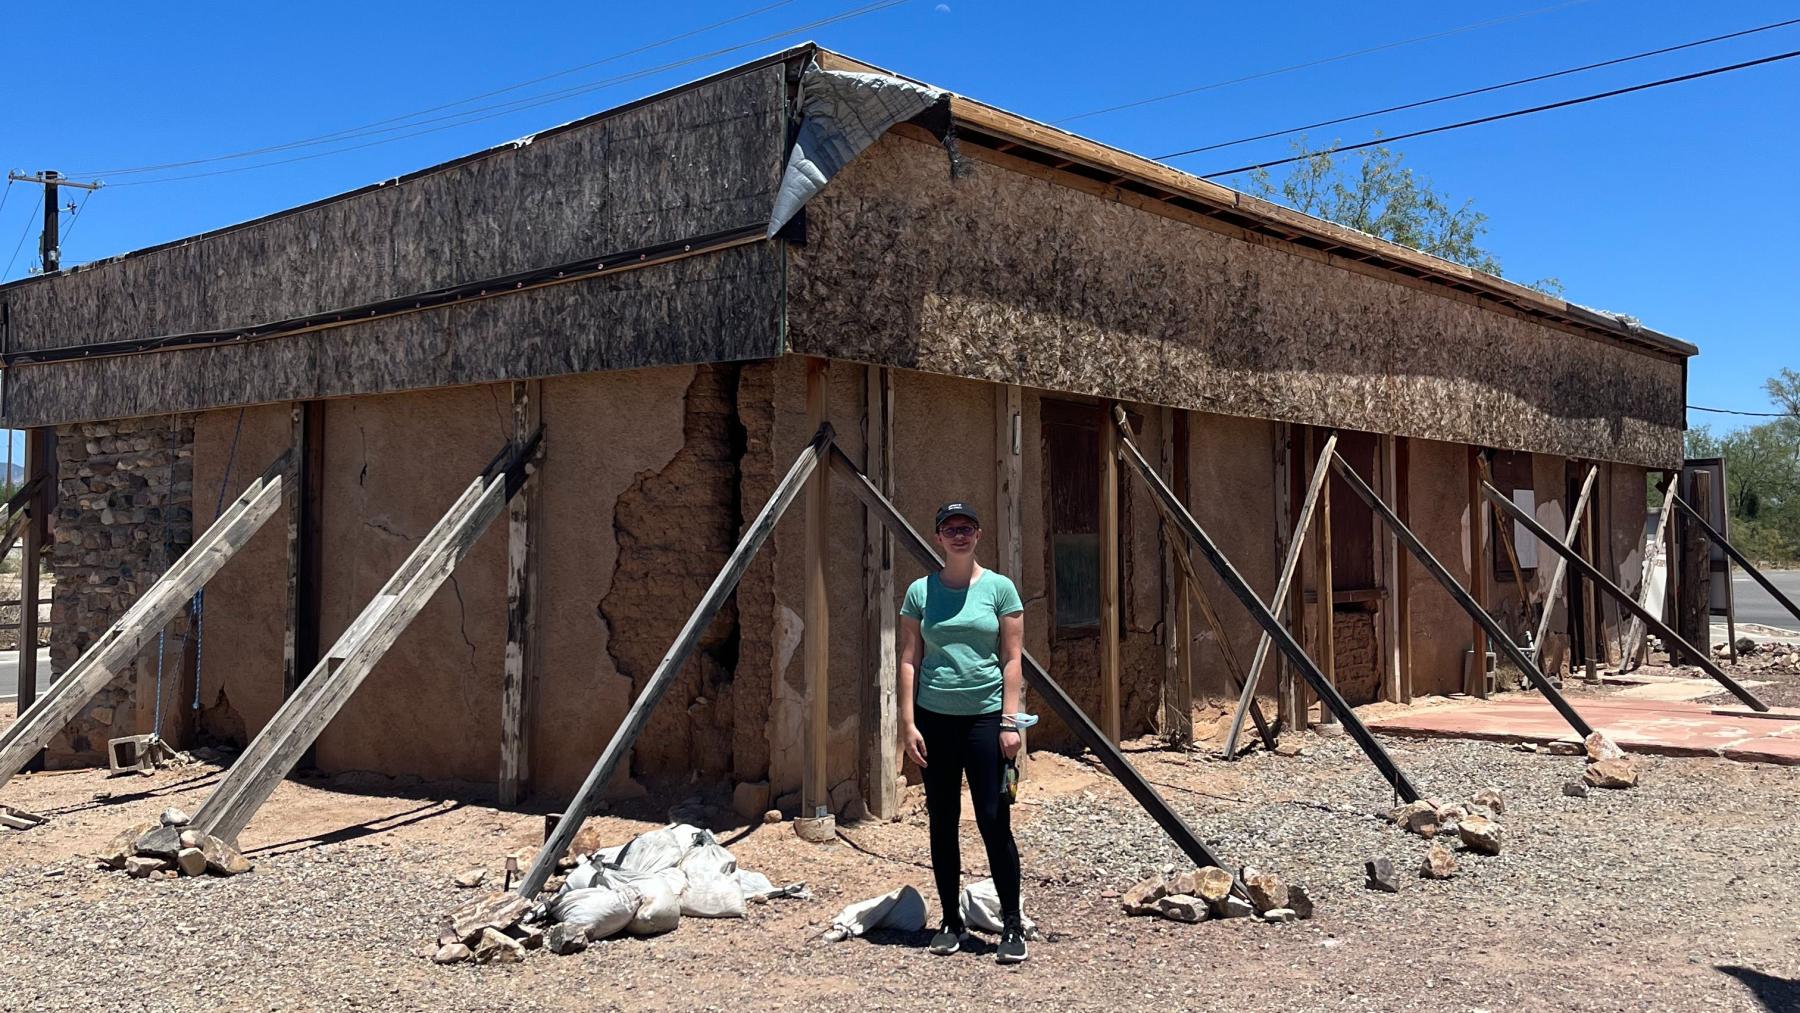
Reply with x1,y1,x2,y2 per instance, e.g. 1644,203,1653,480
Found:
898,501,1028,965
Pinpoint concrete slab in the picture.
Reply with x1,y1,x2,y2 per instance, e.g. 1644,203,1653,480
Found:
1371,695,1800,765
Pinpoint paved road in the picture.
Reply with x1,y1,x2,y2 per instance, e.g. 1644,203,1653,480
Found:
0,648,53,702
1734,569,1800,633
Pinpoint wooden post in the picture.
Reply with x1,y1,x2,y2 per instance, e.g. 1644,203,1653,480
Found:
1395,437,1413,702
863,366,899,820
1581,493,1601,682
1538,466,1600,665
1677,470,1713,668
996,383,1027,763
1172,410,1193,748
1158,407,1191,746
1467,446,1489,697
1380,435,1402,703
1314,432,1336,727
499,380,542,807
282,403,324,703
802,359,832,820
1277,425,1300,730
17,429,50,718
1099,402,1121,744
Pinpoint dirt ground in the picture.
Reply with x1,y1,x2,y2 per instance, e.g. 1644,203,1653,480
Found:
5,682,1800,1013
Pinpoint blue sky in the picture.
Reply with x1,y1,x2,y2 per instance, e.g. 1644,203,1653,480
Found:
3,0,1796,463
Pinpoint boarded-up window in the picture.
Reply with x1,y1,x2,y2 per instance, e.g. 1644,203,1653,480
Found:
1490,450,1538,577
1044,403,1101,633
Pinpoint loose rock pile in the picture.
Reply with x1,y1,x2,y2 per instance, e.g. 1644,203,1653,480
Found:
97,807,253,880
1579,732,1641,790
1373,787,1510,889
1119,864,1312,925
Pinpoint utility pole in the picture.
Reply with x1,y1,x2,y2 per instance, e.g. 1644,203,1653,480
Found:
6,171,102,274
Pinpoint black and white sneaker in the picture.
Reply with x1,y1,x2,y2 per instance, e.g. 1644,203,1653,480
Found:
928,920,967,956
996,916,1029,965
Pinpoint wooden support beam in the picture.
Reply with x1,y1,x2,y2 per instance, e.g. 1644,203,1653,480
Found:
1467,446,1490,698
0,450,291,790
1157,407,1188,746
996,382,1026,763
1099,404,1121,744
1395,437,1413,702
499,381,542,807
1314,434,1337,726
802,359,831,818
520,426,833,899
0,476,46,565
1581,492,1601,682
1676,469,1713,667
282,404,324,702
17,429,50,719
1380,435,1403,703
1226,431,1335,756
1174,411,1193,752
863,366,898,820
190,434,538,844
1534,465,1599,661
1277,426,1300,730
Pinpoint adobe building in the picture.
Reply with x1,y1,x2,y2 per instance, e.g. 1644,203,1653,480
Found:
0,45,1690,823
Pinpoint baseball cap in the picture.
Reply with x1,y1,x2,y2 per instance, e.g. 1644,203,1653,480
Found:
934,502,980,529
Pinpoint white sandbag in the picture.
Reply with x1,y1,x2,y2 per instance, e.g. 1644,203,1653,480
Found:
679,839,745,917
959,879,1041,940
559,858,604,894
736,869,775,899
548,886,640,940
628,873,682,936
615,823,709,875
823,885,927,942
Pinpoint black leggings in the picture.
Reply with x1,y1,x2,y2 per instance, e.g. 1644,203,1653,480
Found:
915,706,1022,924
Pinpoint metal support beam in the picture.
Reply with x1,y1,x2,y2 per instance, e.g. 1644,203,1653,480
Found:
518,426,834,899
1482,481,1768,711
828,443,1245,879
1113,420,1423,802
1331,452,1598,740
1673,493,1800,627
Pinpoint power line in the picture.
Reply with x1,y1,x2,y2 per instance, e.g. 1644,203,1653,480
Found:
1162,15,1800,160
3,205,36,281
1055,0,1598,124
1195,48,1800,178
83,0,906,186
1690,405,1800,418
70,0,800,178
56,188,96,250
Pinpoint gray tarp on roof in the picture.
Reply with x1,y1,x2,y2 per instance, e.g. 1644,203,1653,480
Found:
768,62,944,236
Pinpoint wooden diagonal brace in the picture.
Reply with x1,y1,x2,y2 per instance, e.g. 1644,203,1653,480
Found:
0,452,290,792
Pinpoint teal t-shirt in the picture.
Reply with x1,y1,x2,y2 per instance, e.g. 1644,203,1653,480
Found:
900,569,1024,716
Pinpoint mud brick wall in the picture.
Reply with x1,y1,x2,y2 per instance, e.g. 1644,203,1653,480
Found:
45,415,195,766
1332,609,1382,706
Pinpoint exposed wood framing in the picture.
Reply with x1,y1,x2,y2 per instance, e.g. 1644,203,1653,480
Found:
1395,437,1413,701
1158,407,1188,746
1099,404,1121,743
1276,426,1299,729
519,425,833,899
499,380,543,807
863,366,898,820
1380,435,1403,703
0,475,46,568
1482,480,1767,712
1174,410,1194,752
1335,455,1598,742
1581,492,1602,681
282,403,324,702
1113,420,1422,802
0,450,291,789
1676,470,1713,667
1226,431,1335,757
190,433,539,844
1314,433,1337,726
1467,446,1490,697
1535,465,1599,662
996,382,1026,762
802,359,831,816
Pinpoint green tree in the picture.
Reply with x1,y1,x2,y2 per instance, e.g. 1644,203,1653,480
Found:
1246,137,1561,293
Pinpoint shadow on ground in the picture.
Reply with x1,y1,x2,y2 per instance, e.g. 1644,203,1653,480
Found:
1716,964,1800,1012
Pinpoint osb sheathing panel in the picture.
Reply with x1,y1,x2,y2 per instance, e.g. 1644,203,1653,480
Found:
3,67,785,355
2,243,783,427
786,134,1685,470
191,405,296,746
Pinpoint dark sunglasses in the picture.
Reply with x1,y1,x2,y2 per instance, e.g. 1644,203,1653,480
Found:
937,524,978,538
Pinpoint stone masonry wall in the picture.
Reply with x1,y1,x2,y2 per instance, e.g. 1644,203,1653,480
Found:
45,415,195,766
1332,609,1381,706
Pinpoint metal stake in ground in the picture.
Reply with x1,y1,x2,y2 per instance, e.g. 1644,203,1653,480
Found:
1480,481,1768,712
827,444,1246,885
1111,419,1423,804
1331,452,1597,740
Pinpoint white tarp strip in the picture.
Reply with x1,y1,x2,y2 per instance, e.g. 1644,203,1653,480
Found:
768,63,944,237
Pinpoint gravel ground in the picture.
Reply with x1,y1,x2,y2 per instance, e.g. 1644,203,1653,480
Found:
3,732,1799,1011
1697,646,1800,708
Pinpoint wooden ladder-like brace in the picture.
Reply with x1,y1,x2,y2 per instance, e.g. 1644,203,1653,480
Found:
190,431,540,844
0,452,291,792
